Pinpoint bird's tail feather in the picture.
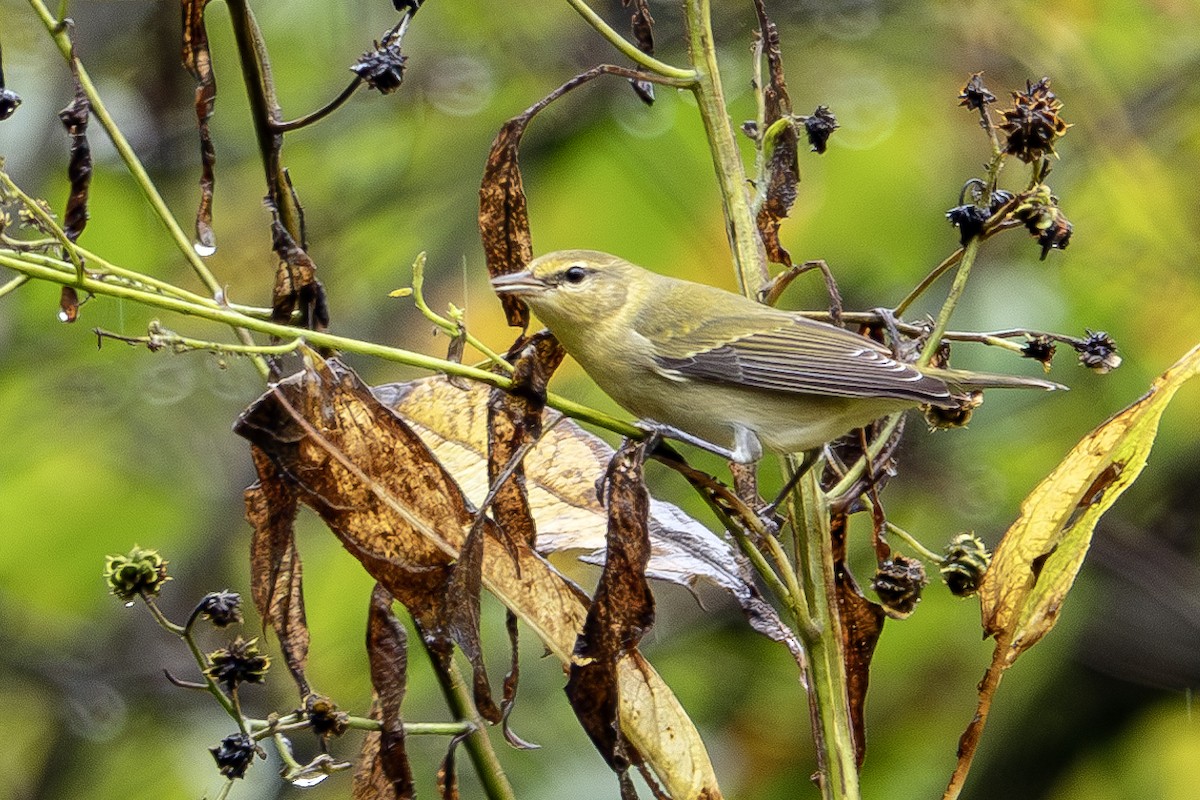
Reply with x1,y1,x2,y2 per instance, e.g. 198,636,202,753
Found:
924,367,1067,393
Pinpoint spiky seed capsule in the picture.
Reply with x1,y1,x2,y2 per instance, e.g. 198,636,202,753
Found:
306,694,350,737
940,533,992,597
871,555,928,619
197,590,243,628
104,546,169,601
801,106,838,154
205,637,270,690
924,390,983,431
1021,335,1057,372
958,72,996,111
997,77,1070,163
946,203,990,245
1075,330,1122,373
351,42,406,94
210,732,257,779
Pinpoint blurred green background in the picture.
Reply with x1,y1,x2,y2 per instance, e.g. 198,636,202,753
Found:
2,1,1199,798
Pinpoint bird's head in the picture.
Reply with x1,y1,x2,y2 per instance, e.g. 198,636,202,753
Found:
490,250,635,327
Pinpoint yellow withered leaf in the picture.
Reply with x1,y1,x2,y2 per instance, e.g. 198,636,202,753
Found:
981,343,1200,665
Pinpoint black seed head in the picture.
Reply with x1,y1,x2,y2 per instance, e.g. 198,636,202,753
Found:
958,72,996,111
197,590,243,628
352,41,407,94
204,637,271,690
1075,330,1121,373
210,732,257,780
801,105,838,153
940,533,992,597
871,555,928,619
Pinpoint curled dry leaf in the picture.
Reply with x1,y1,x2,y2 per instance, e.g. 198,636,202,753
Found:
479,117,534,329
945,343,1200,800
181,0,217,252
830,512,884,767
480,67,649,328
485,331,564,746
245,448,309,696
234,356,721,799
752,0,798,268
58,44,91,246
565,439,656,798
356,584,415,800
375,374,801,663
270,218,329,331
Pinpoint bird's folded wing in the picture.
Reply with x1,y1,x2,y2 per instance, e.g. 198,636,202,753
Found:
651,315,954,404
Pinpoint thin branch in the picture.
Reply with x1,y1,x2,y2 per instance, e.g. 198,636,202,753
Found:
565,0,696,81
0,248,641,439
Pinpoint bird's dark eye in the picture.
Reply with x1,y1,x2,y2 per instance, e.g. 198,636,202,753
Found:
563,265,588,284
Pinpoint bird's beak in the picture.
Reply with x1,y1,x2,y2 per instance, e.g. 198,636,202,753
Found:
490,270,545,297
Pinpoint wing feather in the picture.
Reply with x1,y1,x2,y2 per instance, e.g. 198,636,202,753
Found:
652,315,953,405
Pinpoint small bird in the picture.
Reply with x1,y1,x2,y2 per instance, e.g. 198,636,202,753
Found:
491,250,1062,463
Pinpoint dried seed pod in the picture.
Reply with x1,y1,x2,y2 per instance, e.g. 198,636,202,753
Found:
946,203,990,245
1021,335,1057,372
209,732,257,780
306,694,350,737
924,390,983,430
940,532,991,597
204,636,271,690
1074,330,1121,373
196,590,243,628
957,72,996,111
800,105,838,153
352,41,406,94
998,77,1070,163
871,555,928,619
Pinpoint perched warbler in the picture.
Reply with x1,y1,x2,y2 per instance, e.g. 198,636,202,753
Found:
491,250,1062,463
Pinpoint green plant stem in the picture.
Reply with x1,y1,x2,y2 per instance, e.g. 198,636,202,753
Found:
409,253,513,373
10,245,273,319
27,0,269,377
0,249,639,440
565,0,696,81
794,469,860,800
681,0,768,296
423,642,516,800
141,594,240,721
224,0,303,244
917,237,981,368
0,171,85,281
0,274,29,298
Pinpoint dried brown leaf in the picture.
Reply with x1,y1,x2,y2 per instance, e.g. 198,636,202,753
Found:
244,448,309,696
565,439,655,794
480,68,641,327
58,286,79,324
237,356,495,719
752,0,798,267
379,375,799,661
59,43,91,245
485,331,564,743
479,117,533,328
831,512,884,766
270,218,329,330
181,0,217,252
234,357,722,799
366,584,414,799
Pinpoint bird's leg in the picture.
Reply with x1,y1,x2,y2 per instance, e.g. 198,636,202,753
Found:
633,419,743,463
761,449,821,517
